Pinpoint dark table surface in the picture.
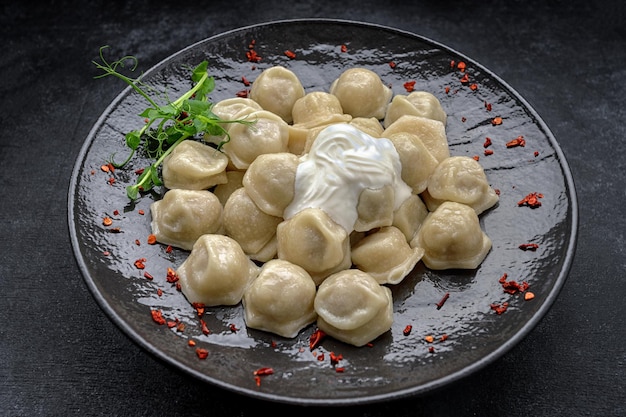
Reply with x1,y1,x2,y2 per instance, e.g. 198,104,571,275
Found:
1,1,624,416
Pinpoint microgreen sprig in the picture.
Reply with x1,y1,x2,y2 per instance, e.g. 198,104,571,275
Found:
93,46,251,200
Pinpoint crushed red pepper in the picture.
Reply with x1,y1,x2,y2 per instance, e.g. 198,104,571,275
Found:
403,80,416,92
506,135,526,148
518,192,543,208
102,217,113,226
196,348,209,359
309,328,326,350
436,292,450,310
150,309,166,325
147,234,157,245
284,50,296,59
491,116,503,125
519,243,539,251
134,258,146,269
484,149,494,156
389,61,396,69
483,137,492,148
341,44,348,53
490,302,509,315
403,325,412,336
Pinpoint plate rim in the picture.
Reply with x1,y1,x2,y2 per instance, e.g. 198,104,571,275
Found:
68,17,579,406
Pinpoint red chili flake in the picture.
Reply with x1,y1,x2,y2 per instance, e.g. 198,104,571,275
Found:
108,227,122,234
483,137,492,148
229,323,239,333
440,334,449,342
196,348,209,359
284,50,296,59
102,217,113,226
241,76,251,86
156,288,163,297
424,335,434,343
459,73,470,84
165,245,173,253
134,258,146,269
403,325,413,336
166,267,179,283
309,328,326,350
143,271,153,280
235,89,249,98
518,192,543,208
490,302,509,315
472,155,480,161
329,352,343,365
525,292,535,301
167,320,177,329
107,177,115,185
450,60,456,69
494,188,501,195
469,83,478,91
176,322,186,333
253,367,274,376
254,376,262,386
188,339,196,347
534,150,540,157
403,80,416,92
484,149,494,156
147,234,157,245
491,116,503,125
135,239,141,246
428,346,435,353
436,292,450,310
506,135,526,148
335,367,345,373
175,282,181,291
461,116,467,122
100,164,110,173
484,101,492,111
150,309,166,325
102,251,110,256
457,61,466,72
519,243,539,251
246,49,261,63
499,273,530,295
138,209,145,215
366,342,374,348
192,302,205,317
271,340,277,348
112,209,119,216
389,61,396,69
445,86,450,94
341,44,348,53
200,319,210,335
135,168,145,175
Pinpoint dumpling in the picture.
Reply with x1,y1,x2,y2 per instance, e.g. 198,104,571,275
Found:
249,66,305,123
412,201,492,270
329,68,392,119
314,269,393,347
276,207,351,285
383,115,449,163
161,140,228,190
349,117,384,138
223,187,283,255
386,131,440,194
383,91,447,128
291,91,351,127
220,110,290,169
212,170,245,206
150,189,223,251
242,259,317,338
423,156,499,215
242,152,299,217
177,234,260,306
351,226,424,285
204,97,263,144
354,185,395,232
392,193,429,242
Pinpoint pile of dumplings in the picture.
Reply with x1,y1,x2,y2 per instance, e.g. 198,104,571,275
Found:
149,65,499,347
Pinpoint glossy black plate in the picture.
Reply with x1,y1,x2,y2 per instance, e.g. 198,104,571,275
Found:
68,19,578,405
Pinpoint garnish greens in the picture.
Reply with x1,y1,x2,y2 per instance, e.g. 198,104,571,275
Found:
93,46,251,200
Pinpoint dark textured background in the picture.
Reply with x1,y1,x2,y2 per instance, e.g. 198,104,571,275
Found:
1,1,624,415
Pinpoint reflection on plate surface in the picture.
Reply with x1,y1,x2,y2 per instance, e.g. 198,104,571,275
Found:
69,19,577,405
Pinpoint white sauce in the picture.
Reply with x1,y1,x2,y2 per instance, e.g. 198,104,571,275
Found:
283,123,412,232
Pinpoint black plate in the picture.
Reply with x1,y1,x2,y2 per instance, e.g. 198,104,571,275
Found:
68,19,578,405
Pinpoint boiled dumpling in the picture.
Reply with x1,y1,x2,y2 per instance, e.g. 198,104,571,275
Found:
392,193,429,242
242,259,317,338
242,152,299,217
177,234,260,306
423,156,499,215
383,115,449,163
276,207,351,285
223,187,283,255
413,201,492,270
314,269,393,347
349,117,384,138
354,185,395,232
291,91,351,127
204,97,263,144
383,91,447,128
212,170,244,206
329,68,392,120
386,131,439,194
351,226,424,285
221,110,289,169
150,189,223,251
161,140,228,190
249,66,305,123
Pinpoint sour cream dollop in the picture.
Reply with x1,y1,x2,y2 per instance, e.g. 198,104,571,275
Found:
283,123,412,232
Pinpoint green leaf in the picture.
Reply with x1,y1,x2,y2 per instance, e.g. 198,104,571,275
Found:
191,61,208,83
125,131,142,150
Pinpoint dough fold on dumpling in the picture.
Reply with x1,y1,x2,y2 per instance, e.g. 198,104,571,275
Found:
223,188,283,255
354,185,395,232
383,91,447,128
221,110,290,169
422,156,500,215
243,259,317,338
242,152,299,217
276,207,351,285
314,269,393,347
249,66,305,124
412,201,492,270
150,189,223,251
161,140,228,190
329,68,392,120
392,193,429,243
212,170,245,206
386,131,439,194
383,115,449,163
351,226,424,285
177,234,260,306
349,117,384,138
